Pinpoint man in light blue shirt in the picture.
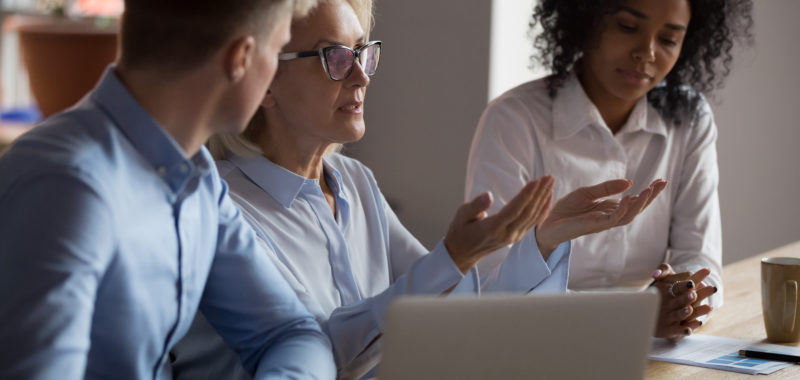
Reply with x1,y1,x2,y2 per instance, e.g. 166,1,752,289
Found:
0,0,334,379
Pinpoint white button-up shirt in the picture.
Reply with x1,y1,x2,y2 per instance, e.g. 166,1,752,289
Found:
466,73,722,310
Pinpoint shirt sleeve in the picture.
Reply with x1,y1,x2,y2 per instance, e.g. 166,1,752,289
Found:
465,97,571,293
199,181,335,380
0,171,115,379
668,100,724,313
324,190,479,378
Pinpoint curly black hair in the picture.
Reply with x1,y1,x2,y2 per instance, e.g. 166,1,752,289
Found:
531,0,754,125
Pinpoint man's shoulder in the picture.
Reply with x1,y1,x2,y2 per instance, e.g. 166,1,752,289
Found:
0,106,129,194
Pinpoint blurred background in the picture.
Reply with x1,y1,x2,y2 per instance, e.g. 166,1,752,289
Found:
350,0,800,265
0,0,121,148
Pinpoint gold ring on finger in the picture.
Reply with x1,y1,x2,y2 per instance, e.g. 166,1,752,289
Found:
668,281,680,298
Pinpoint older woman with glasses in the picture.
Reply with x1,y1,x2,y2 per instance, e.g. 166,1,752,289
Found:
171,0,664,378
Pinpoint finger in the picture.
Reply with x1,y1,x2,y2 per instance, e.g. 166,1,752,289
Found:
689,268,711,285
658,269,710,289
663,303,694,324
670,280,697,297
614,188,651,225
522,177,554,230
582,199,620,215
528,176,554,222
572,199,627,235
666,289,697,312
504,178,553,239
533,192,553,226
663,322,695,340
693,285,717,306
686,304,713,321
579,179,632,200
488,179,542,227
456,191,493,223
523,191,553,235
657,271,692,284
652,263,676,280
483,178,544,244
591,195,631,228
671,324,695,338
681,319,703,331
643,179,668,209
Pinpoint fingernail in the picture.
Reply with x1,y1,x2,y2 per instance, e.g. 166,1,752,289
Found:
688,292,696,301
713,286,718,294
651,269,662,278
687,281,694,289
684,329,691,336
683,307,691,315
699,321,703,326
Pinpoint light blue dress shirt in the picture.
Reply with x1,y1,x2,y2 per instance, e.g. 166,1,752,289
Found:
0,68,335,379
172,152,570,379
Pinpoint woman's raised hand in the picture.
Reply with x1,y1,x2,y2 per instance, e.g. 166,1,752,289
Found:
444,176,554,274
535,179,668,257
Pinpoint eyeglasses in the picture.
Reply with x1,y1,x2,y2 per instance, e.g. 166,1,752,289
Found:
278,40,381,81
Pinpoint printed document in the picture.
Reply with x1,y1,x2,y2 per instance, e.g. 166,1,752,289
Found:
649,334,794,374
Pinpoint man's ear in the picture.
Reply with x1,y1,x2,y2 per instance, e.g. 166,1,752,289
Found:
225,35,256,82
262,89,277,108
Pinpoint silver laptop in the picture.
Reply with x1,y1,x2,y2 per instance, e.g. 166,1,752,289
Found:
379,291,658,380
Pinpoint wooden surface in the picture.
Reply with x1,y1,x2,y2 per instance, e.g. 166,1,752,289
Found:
645,240,800,379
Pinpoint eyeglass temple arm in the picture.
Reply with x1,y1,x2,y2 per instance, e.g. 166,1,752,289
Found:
278,51,320,61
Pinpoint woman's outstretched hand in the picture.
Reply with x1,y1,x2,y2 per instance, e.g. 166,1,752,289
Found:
535,179,668,257
444,176,554,274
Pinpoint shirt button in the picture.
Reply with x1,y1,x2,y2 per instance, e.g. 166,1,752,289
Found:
179,164,189,173
157,166,166,176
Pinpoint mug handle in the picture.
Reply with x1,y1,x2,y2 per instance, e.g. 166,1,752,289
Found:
784,280,798,333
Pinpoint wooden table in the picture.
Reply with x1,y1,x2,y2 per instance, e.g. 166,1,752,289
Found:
646,240,800,379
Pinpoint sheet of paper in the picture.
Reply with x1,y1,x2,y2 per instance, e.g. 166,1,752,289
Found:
649,334,794,375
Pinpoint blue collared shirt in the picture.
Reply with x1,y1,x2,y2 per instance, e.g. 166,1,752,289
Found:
0,68,335,379
173,152,570,379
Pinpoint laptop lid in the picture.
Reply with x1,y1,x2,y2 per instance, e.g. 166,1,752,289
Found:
379,291,658,380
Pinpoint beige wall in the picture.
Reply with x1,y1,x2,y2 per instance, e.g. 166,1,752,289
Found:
712,0,800,263
347,0,491,247
349,0,800,265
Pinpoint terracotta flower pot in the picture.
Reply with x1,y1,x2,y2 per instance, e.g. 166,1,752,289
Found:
14,15,118,117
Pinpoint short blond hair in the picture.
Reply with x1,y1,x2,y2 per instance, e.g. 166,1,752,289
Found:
121,0,310,73
207,0,374,161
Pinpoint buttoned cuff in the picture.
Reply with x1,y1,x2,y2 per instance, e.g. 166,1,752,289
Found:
489,229,571,293
371,239,471,332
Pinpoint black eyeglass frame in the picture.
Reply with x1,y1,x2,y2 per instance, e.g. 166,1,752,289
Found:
278,40,382,81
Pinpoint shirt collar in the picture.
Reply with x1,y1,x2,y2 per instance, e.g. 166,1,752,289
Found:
552,72,667,140
229,153,345,209
91,65,210,193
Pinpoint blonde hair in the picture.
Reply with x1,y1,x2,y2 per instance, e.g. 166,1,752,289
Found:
208,0,374,161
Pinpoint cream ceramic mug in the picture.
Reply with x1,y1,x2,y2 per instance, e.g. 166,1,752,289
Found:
762,257,800,343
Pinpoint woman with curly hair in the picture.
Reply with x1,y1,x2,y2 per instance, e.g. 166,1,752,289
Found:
466,0,752,340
